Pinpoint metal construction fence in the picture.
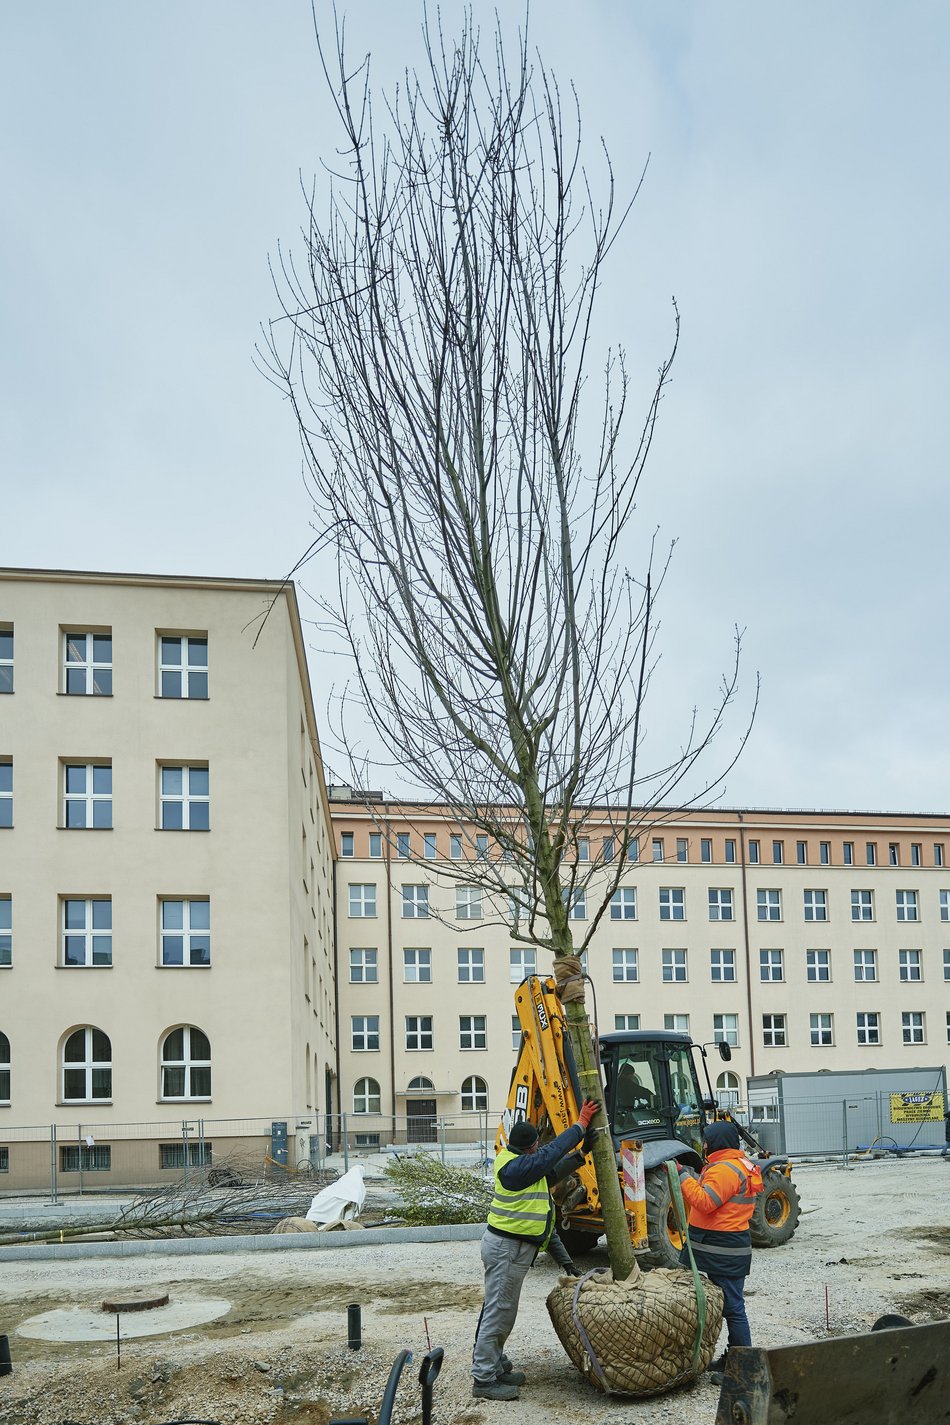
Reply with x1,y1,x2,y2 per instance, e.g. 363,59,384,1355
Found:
747,1089,949,1163
0,1112,494,1200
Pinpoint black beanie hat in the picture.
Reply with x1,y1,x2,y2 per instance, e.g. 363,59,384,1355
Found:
508,1121,539,1151
703,1120,740,1154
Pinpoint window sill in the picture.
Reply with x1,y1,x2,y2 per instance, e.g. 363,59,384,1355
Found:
157,827,211,833
57,691,113,698
158,964,212,970
158,1098,212,1105
58,964,112,970
56,1101,113,1108
154,695,210,702
58,826,113,832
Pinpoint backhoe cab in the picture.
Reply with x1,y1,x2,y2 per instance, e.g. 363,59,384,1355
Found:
503,976,801,1268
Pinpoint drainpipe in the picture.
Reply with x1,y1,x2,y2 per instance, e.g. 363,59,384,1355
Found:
331,826,342,1142
737,812,757,1079
385,814,396,1120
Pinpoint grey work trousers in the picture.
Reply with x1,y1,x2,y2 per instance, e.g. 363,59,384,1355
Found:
471,1229,538,1382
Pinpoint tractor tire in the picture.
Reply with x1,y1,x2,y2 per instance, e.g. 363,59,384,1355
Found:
554,1224,602,1257
641,1166,686,1270
750,1168,801,1248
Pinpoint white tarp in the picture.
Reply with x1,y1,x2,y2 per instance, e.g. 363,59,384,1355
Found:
305,1164,366,1224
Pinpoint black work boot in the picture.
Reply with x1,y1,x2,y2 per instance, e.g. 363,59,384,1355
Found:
473,1379,519,1401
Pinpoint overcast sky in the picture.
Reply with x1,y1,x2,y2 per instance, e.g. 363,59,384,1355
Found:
3,3,948,814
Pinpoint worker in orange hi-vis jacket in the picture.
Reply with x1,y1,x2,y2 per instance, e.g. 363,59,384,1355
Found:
676,1120,763,1377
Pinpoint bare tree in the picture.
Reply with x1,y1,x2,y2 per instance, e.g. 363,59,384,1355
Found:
260,9,753,1281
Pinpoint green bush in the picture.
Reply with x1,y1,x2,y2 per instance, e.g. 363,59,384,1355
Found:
384,1153,493,1225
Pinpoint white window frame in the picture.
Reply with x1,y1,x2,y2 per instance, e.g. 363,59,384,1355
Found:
459,1015,487,1050
565,887,587,920
349,948,378,983
450,833,463,860
759,948,784,982
902,1011,925,1045
160,1026,211,1100
899,948,922,983
661,948,687,983
710,948,736,982
0,759,10,828
944,948,950,981
756,888,782,922
369,833,382,859
353,1076,381,1114
610,888,637,921
401,884,429,919
405,1015,433,1051
159,764,209,831
396,832,411,859
0,626,11,694
652,837,664,862
940,890,950,922
424,833,438,860
713,1013,739,1048
659,887,685,921
856,1012,881,1046
896,890,919,923
851,889,874,922
340,831,355,857
664,1013,690,1033
158,633,208,699
810,1013,834,1047
0,894,10,968
351,1016,380,1052
511,1014,521,1052
461,1074,488,1111
614,1014,640,1032
63,630,113,696
708,888,734,922
509,947,537,982
456,886,483,920
61,1026,112,1102
159,897,211,967
63,762,112,829
853,948,878,982
611,948,639,983
762,1014,786,1048
0,1030,8,1102
349,884,377,918
457,946,485,983
403,947,432,983
803,889,828,922
806,949,831,982
62,897,112,967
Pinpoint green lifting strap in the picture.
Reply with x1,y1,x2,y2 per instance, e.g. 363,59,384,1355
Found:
665,1161,707,1373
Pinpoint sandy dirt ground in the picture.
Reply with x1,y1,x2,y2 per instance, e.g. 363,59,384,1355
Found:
1,1156,949,1424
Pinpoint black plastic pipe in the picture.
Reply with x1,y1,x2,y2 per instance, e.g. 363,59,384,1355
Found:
347,1302,362,1350
418,1348,444,1425
0,1334,11,1377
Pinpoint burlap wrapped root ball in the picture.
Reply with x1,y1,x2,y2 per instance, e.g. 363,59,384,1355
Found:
546,1267,723,1397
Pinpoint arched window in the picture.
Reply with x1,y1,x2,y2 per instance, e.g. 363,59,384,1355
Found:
353,1077,381,1114
716,1071,741,1111
0,1031,9,1102
161,1027,211,1099
461,1075,488,1112
407,1075,434,1093
62,1027,112,1101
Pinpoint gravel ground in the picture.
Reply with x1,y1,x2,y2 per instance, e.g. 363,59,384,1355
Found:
1,1156,949,1425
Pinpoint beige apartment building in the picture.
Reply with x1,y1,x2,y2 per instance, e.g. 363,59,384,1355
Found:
0,567,335,1186
331,798,950,1141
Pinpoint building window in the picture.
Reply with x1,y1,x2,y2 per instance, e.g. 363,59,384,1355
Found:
159,898,210,966
614,1014,640,1032
461,1075,489,1111
652,838,664,862
889,842,899,866
627,838,640,863
716,1072,741,1110
0,896,10,967
510,947,537,982
0,760,10,828
353,1076,381,1113
403,948,432,983
601,836,615,863
159,1141,212,1170
708,888,734,922
401,885,429,919
60,1144,111,1173
820,841,831,865
748,839,760,864
701,838,712,863
896,890,919,923
676,838,688,863
424,833,438,859
511,1015,521,1052
759,949,784,982
851,889,874,922
460,1015,487,1050
856,1012,881,1046
395,832,411,859
456,886,483,920
369,832,382,858
63,763,112,829
406,1016,433,1050
0,1031,9,1102
659,887,685,921
714,1013,739,1047
159,765,209,831
63,631,112,696
160,1026,211,1099
941,890,950,922
62,898,112,967
62,1027,112,1101
806,949,831,982
935,844,945,868
349,884,377,918
351,1016,380,1051
610,888,637,921
576,837,590,863
810,1013,833,1047
725,838,736,864
450,833,463,860
902,1011,925,1045
457,947,485,982
349,948,378,983
565,888,587,920
762,1014,786,1048
911,843,922,868
772,840,784,865
158,634,208,699
866,842,877,867
340,832,355,857
612,948,639,983
661,948,687,983
899,949,922,982
853,949,878,982
710,949,736,982
796,840,807,865
664,1013,689,1033
0,628,11,694
756,889,782,922
843,841,854,865
803,889,828,922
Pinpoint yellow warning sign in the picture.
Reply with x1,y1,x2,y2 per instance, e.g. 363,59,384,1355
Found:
889,1091,945,1123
